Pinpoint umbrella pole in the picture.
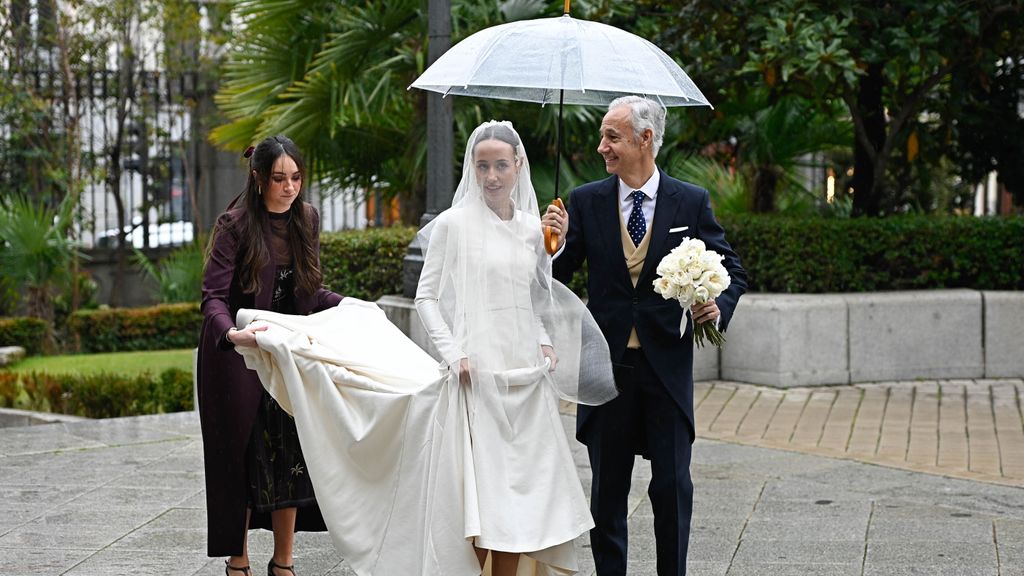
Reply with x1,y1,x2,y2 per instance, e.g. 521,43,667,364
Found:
554,87,565,201
545,88,566,255
546,0,569,255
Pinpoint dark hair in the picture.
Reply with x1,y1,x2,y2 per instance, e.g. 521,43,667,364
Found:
472,123,521,156
208,135,322,296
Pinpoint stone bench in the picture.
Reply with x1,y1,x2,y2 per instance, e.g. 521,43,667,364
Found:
719,290,1022,387
0,346,26,367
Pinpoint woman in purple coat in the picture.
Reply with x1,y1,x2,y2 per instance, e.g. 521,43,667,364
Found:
198,135,343,576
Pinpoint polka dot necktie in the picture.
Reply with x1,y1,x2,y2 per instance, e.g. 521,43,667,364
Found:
627,190,646,247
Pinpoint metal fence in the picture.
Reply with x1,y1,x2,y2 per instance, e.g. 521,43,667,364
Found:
1,54,203,249
77,66,200,249
2,63,385,245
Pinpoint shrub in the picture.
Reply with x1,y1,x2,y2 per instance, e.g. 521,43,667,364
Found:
320,226,417,300
721,215,1024,293
0,272,17,317
0,317,49,355
53,271,100,333
2,367,193,417
133,241,205,304
68,303,201,353
152,368,194,413
0,372,18,407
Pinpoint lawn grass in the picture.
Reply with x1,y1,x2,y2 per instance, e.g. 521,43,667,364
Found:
5,348,194,376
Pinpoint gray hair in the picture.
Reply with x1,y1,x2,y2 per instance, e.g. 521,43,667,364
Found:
608,95,666,158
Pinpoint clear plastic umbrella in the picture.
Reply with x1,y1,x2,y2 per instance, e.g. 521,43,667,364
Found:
410,5,711,251
409,13,711,108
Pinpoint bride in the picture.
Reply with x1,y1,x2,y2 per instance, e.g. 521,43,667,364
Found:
234,121,615,576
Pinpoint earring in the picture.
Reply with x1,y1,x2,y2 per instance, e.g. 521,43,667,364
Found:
258,186,262,196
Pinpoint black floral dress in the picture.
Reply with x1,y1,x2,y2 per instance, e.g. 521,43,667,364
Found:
246,212,317,513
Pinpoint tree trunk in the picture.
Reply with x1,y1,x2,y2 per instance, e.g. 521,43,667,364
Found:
752,166,779,213
109,21,136,307
851,63,887,217
26,285,56,353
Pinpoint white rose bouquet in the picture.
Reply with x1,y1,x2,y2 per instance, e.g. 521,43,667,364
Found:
652,237,731,348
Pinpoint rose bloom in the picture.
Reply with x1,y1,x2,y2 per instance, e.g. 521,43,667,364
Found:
694,285,711,304
684,261,705,281
680,239,706,260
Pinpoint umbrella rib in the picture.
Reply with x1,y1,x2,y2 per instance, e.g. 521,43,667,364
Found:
640,38,710,107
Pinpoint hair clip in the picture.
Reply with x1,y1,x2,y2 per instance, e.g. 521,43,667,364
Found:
243,146,255,159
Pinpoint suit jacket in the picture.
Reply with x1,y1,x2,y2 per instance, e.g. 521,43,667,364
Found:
197,203,342,556
552,170,747,444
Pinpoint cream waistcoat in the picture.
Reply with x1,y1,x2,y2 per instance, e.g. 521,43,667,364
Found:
619,208,650,349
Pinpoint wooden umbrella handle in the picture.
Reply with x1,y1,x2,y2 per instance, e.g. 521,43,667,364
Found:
544,197,565,255
564,0,571,15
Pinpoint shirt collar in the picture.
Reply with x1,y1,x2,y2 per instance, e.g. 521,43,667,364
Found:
618,167,660,203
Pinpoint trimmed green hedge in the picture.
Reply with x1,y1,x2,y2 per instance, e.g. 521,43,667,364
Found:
27,217,1022,357
0,317,48,356
0,368,193,417
320,226,417,300
720,215,1024,293
68,303,202,353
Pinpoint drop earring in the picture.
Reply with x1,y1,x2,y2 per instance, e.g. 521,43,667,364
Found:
258,186,262,196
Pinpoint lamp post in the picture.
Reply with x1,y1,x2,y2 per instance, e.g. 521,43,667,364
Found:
402,0,453,298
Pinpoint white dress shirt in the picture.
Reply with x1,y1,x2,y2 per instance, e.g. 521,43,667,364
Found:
552,168,661,260
618,168,659,234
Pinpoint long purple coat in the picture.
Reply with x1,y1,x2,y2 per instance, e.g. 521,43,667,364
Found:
197,203,343,557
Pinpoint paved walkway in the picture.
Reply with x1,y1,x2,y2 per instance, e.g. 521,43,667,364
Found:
1,380,1023,575
694,379,1024,488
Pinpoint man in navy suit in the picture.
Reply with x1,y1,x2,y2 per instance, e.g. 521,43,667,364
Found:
543,96,746,575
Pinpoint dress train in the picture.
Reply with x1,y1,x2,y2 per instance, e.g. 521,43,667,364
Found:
235,299,590,576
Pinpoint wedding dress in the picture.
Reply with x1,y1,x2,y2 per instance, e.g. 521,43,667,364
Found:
235,121,615,576
236,298,603,576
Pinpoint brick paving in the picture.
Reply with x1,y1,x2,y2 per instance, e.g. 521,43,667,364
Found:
694,378,1024,488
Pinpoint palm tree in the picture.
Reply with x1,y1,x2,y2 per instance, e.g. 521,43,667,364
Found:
0,195,80,326
662,92,853,216
732,93,852,213
210,0,636,221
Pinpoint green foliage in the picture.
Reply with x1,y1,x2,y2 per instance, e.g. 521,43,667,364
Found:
641,0,1024,215
211,0,640,218
67,303,201,353
666,155,751,217
132,242,205,303
8,348,194,376
5,368,193,417
52,272,100,335
153,368,195,413
0,272,16,317
319,226,417,300
0,195,81,322
722,215,1024,292
0,317,49,356
0,372,18,408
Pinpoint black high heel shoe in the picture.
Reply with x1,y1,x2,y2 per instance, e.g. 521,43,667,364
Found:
268,559,296,576
225,560,251,575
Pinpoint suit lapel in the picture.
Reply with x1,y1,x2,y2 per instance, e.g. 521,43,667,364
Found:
638,170,682,288
596,177,632,287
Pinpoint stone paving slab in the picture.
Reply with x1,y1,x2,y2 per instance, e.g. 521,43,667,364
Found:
1,397,1024,575
694,378,1024,488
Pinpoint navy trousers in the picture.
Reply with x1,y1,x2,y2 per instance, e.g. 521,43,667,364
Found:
587,348,694,576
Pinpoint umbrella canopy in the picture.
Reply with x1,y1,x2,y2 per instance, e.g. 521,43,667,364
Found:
410,14,712,109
